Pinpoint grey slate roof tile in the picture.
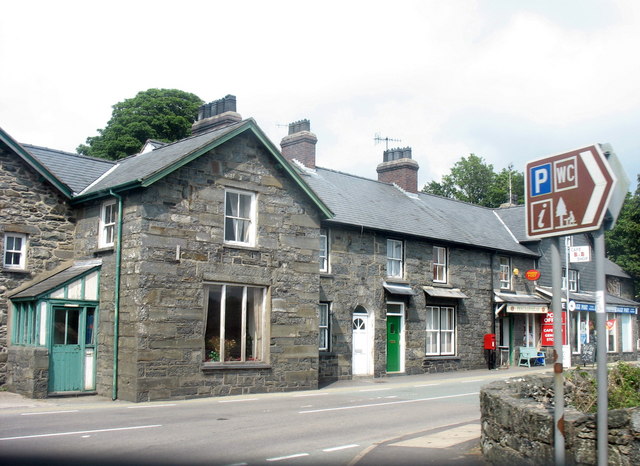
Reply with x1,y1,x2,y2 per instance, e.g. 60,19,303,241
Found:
302,167,537,256
22,144,115,195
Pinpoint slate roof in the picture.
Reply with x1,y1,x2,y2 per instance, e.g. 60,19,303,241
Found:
493,205,530,242
79,120,247,196
300,167,538,256
7,260,102,299
22,144,115,195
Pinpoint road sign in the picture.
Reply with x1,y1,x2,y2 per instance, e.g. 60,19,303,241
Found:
525,144,616,238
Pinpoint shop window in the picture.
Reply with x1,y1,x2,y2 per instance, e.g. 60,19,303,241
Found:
607,313,617,353
621,314,633,352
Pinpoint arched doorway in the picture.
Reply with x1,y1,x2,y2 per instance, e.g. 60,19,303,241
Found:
352,306,373,375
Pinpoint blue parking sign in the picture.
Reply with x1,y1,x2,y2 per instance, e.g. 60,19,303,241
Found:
530,163,552,196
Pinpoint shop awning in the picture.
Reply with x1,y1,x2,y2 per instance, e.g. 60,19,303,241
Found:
383,281,416,295
494,291,550,316
423,286,468,299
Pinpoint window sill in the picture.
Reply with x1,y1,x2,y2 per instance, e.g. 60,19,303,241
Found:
320,273,334,279
223,243,259,252
423,355,460,361
2,267,29,274
201,362,271,371
94,246,114,255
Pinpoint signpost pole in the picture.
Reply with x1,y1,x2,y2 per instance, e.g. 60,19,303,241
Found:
594,226,608,465
551,237,565,465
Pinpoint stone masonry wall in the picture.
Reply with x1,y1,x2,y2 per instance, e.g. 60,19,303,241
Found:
481,374,640,465
0,148,76,388
319,224,535,382
72,132,323,402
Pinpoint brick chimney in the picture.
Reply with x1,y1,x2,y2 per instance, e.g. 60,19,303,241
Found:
280,119,317,169
376,147,419,193
191,95,242,136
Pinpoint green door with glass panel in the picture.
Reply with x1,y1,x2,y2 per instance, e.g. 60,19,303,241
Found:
49,306,96,393
386,315,402,372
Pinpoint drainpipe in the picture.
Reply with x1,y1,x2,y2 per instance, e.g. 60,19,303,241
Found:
110,190,124,401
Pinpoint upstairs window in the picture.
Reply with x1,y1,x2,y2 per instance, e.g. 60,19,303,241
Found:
499,257,511,289
319,229,329,273
3,232,27,270
386,239,403,278
99,199,117,248
562,268,579,292
224,189,256,246
433,246,447,283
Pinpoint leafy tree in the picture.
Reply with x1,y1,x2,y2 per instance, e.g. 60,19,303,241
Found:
423,154,523,207
606,175,640,297
77,88,204,160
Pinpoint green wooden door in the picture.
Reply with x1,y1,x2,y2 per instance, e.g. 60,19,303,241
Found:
49,307,83,392
386,315,401,372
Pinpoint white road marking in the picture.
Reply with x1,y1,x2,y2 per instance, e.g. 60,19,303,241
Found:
266,453,310,462
323,444,360,452
359,388,392,392
21,410,79,416
0,424,162,441
413,383,440,387
299,392,478,414
218,398,258,403
127,404,177,409
293,392,329,397
460,379,482,383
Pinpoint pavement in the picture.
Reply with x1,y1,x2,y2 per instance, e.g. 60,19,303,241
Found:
0,365,551,464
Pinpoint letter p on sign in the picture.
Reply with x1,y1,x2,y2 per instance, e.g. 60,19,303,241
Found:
530,163,552,197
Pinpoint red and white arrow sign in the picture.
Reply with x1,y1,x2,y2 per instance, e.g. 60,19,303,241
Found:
525,144,616,238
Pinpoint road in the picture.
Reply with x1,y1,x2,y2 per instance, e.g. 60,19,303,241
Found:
0,367,549,465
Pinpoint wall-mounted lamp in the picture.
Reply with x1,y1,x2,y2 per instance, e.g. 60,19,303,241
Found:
513,268,520,277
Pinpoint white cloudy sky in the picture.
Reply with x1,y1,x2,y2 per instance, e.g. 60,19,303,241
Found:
1,0,638,191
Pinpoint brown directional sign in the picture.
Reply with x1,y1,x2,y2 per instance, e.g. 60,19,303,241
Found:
525,144,616,238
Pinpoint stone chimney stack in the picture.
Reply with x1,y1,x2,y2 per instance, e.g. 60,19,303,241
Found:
191,95,242,136
280,119,317,169
376,147,419,193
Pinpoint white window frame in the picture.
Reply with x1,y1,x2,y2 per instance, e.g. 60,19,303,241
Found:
499,256,511,290
433,246,447,283
621,314,633,352
319,229,329,273
99,199,117,248
204,283,266,363
386,239,403,278
224,189,256,247
3,232,27,270
562,268,579,292
607,313,617,353
425,306,455,356
319,302,330,351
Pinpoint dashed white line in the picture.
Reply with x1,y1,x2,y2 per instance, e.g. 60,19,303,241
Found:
461,379,482,383
413,383,441,387
322,444,360,452
21,410,79,416
359,387,392,392
218,398,258,403
266,453,310,462
293,392,329,398
0,424,162,441
299,392,478,414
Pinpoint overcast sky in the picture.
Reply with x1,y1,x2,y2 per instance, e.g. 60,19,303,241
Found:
1,0,638,192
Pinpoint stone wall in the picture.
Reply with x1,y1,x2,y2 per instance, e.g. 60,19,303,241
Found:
6,346,49,398
0,148,76,387
72,132,323,402
481,374,640,465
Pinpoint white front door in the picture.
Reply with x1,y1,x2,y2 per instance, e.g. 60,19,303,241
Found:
352,311,372,375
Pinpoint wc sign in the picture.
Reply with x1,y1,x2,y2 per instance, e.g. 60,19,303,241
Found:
525,145,616,238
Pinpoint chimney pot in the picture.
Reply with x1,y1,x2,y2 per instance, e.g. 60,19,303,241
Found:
192,95,241,135
281,119,317,169
377,147,419,193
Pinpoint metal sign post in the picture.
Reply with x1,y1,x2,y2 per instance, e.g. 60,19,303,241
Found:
594,227,608,466
550,237,565,465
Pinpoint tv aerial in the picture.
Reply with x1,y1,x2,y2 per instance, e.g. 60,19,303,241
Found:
374,133,402,150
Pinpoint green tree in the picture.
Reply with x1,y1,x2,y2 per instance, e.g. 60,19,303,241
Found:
423,154,524,207
77,88,204,160
606,175,640,298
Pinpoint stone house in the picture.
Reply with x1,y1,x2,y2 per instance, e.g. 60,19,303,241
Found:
1,97,332,401
278,122,540,380
496,205,638,366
